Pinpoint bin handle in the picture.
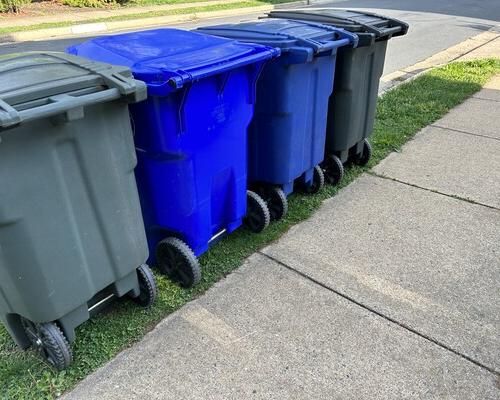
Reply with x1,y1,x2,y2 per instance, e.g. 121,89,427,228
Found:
166,47,279,91
285,24,358,51
207,25,358,52
0,99,21,128
336,9,409,38
0,88,121,130
34,52,147,102
377,26,405,38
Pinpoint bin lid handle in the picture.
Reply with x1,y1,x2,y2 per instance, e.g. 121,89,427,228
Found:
212,23,358,52
40,52,143,97
157,47,279,93
331,9,409,37
0,88,122,131
0,98,21,128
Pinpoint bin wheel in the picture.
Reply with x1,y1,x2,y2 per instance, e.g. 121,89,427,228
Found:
156,237,201,288
21,318,72,370
132,264,157,307
301,165,325,195
353,139,372,166
322,154,344,186
244,190,270,233
263,186,288,221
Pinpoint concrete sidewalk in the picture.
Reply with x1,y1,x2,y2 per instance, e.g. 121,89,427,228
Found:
62,81,500,399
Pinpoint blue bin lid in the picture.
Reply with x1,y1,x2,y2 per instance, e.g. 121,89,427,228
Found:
197,19,358,56
67,29,279,95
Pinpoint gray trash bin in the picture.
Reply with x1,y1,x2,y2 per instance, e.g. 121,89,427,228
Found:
0,52,157,370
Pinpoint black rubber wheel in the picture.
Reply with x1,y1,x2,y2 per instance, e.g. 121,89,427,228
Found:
132,264,157,307
244,190,270,233
156,237,201,288
322,154,344,186
353,139,372,166
21,318,72,370
263,186,288,221
301,165,325,194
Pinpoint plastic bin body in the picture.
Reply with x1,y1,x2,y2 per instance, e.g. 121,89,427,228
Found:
0,52,148,347
68,29,278,257
132,70,255,256
327,39,387,159
249,51,335,192
268,10,408,162
198,19,358,195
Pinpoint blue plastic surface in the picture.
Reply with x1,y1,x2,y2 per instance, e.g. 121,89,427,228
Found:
198,19,357,194
68,29,278,257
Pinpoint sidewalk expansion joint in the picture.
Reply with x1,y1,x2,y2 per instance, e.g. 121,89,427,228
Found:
471,95,500,104
258,251,500,376
368,172,500,212
450,32,500,62
430,123,500,142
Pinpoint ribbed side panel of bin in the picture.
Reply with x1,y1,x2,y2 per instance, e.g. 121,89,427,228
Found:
0,52,156,370
268,9,409,180
197,19,357,207
68,29,279,288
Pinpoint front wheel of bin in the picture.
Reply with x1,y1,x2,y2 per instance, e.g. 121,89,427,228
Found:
132,264,157,307
21,318,73,370
353,139,372,166
301,165,325,195
244,190,270,233
156,237,201,288
264,187,288,221
322,154,344,186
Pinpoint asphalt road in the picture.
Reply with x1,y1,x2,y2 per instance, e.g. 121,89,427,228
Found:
0,0,499,77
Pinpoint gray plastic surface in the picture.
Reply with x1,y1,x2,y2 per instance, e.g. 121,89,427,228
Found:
326,40,388,161
0,52,146,129
0,52,148,348
268,9,408,38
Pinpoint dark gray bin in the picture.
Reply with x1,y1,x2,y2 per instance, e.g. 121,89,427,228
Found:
268,9,408,183
0,52,156,370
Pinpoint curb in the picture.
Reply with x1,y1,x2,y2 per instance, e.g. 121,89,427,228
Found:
0,0,316,43
380,27,500,93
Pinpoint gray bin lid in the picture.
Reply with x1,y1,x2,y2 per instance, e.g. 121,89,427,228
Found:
268,9,409,40
0,52,147,130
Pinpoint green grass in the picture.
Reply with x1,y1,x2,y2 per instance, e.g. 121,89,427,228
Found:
1,59,499,399
0,0,289,35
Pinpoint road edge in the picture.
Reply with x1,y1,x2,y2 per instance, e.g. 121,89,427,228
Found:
381,27,500,92
0,0,315,43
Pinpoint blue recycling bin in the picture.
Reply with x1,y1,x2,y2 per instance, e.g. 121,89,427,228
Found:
68,29,279,287
198,19,357,221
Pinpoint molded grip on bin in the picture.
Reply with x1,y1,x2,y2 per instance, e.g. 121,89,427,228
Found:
0,88,122,131
290,30,357,53
265,19,359,50
0,99,21,129
338,9,409,38
38,52,147,104
165,48,280,93
286,47,315,64
378,26,406,39
285,31,356,64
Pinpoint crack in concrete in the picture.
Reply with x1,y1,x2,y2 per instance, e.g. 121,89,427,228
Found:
368,172,500,212
258,251,500,377
430,123,500,142
471,95,500,104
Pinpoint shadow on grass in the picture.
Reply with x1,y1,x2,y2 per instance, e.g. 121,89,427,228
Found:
0,58,499,399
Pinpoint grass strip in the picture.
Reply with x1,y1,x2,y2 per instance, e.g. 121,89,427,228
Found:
0,0,289,35
0,59,499,399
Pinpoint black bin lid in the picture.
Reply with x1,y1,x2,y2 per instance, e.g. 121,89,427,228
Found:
268,8,409,41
